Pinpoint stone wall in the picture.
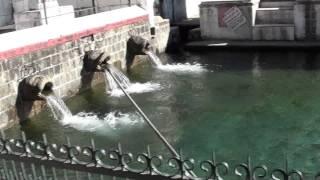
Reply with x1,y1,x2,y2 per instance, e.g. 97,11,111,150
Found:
0,6,169,129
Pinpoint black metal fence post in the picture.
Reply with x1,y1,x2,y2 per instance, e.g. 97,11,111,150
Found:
129,0,132,6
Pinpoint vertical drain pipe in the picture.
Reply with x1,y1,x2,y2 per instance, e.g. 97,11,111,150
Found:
106,68,197,178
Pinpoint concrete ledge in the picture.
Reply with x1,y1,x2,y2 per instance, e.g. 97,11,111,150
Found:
185,40,320,50
0,6,148,60
200,1,253,7
260,1,295,8
254,24,294,27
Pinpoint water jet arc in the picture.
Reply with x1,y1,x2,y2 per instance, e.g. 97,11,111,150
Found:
105,66,197,178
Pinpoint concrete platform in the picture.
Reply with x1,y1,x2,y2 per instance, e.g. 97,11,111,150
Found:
185,40,320,50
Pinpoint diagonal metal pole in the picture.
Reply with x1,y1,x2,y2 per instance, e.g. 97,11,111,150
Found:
105,67,197,178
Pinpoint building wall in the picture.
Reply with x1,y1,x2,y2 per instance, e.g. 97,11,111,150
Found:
0,6,170,129
200,1,253,40
294,1,320,40
12,0,75,30
0,0,14,27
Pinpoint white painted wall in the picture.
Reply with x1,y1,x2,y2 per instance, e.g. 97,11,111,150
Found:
0,0,13,26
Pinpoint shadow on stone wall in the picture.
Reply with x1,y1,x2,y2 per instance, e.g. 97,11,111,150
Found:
15,83,34,123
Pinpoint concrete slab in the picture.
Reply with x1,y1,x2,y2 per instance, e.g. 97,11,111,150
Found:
185,40,320,50
260,1,295,8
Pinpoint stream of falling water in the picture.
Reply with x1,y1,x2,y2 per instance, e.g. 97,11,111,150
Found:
45,94,72,120
104,66,161,97
44,93,144,133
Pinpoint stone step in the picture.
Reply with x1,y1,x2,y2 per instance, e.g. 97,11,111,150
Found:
255,7,294,24
253,24,295,40
259,0,295,8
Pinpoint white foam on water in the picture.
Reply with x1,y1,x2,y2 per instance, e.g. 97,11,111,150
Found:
146,51,207,73
157,63,207,73
60,111,144,133
44,93,144,133
108,82,162,97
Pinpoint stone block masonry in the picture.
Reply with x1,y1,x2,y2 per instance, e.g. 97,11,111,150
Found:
0,6,170,129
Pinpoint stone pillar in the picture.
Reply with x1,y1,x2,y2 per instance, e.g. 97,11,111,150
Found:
200,1,253,40
250,0,260,25
0,0,14,27
294,2,306,40
159,0,186,23
147,0,155,27
315,3,320,40
294,0,320,40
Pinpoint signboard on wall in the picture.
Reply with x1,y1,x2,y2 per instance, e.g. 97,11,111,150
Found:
218,6,247,31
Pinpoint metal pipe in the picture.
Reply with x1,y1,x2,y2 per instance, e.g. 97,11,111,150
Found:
105,67,197,178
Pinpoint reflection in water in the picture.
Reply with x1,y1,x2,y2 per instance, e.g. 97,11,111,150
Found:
252,53,262,78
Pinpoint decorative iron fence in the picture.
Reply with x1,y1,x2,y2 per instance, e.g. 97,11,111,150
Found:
0,131,317,180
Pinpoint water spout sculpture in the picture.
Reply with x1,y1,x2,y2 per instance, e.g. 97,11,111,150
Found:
16,75,54,122
80,51,111,90
126,35,152,69
83,50,111,72
19,75,53,101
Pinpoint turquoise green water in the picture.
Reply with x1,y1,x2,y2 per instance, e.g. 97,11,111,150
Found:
6,51,320,175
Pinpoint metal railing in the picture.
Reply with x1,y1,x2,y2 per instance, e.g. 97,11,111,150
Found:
0,131,317,180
